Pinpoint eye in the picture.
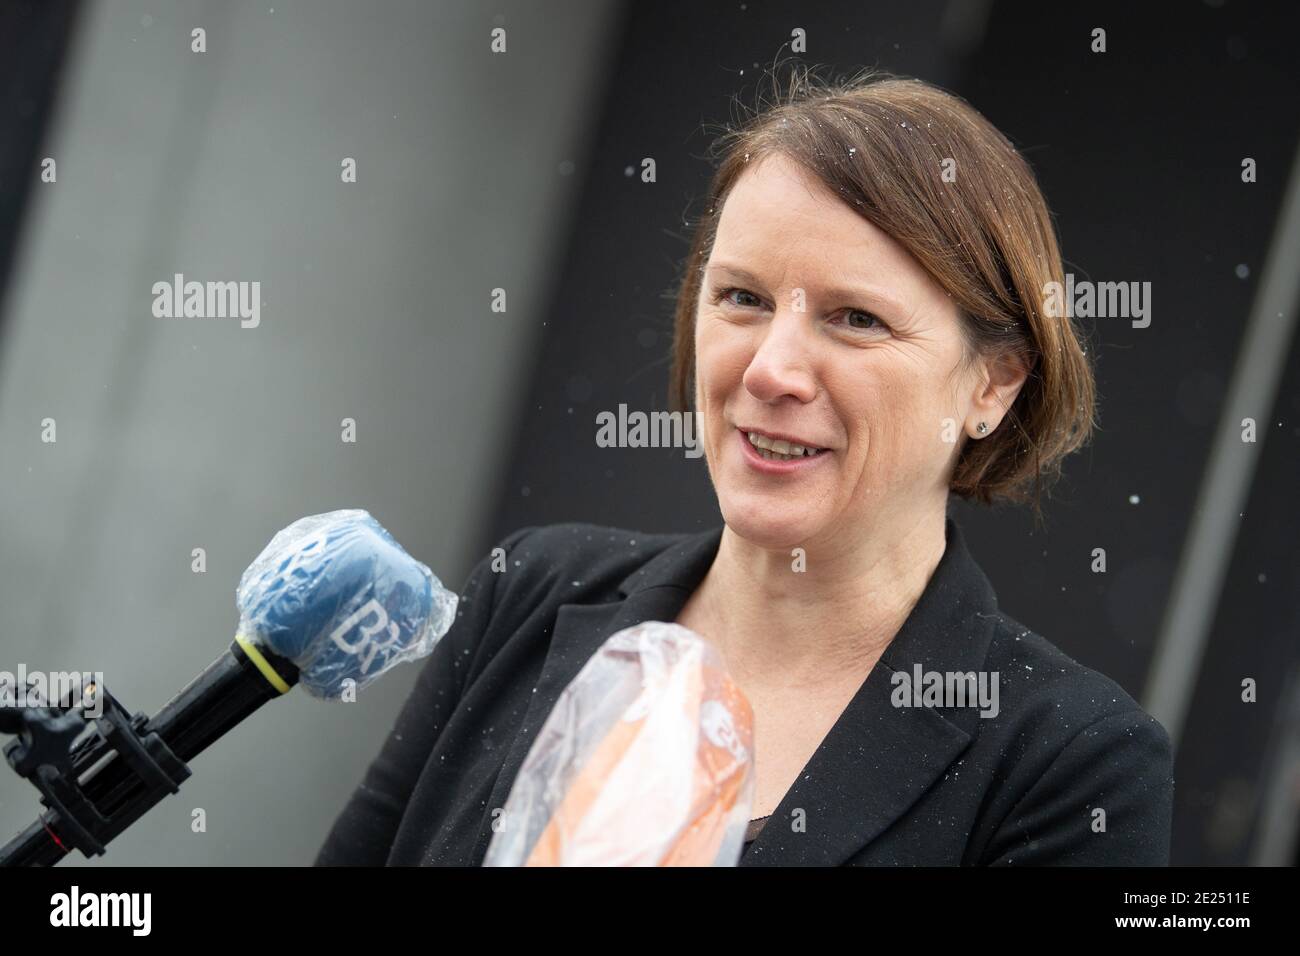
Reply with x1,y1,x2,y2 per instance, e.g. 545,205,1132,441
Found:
830,308,889,333
714,286,764,309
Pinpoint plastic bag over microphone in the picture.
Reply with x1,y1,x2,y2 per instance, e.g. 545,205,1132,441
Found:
235,509,458,699
483,621,755,866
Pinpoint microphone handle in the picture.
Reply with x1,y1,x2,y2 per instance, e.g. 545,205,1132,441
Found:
1,638,298,866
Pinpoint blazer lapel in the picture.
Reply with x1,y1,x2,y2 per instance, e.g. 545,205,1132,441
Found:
475,517,999,868
473,529,724,865
743,518,1000,866
740,670,974,866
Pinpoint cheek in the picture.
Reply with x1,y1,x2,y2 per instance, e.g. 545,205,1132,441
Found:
836,364,944,469
695,317,752,394
883,380,960,486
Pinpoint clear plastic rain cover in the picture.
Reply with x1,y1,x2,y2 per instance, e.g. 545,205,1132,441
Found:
235,509,457,699
484,621,755,866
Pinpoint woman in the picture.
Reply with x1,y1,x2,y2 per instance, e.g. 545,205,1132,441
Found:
316,69,1174,866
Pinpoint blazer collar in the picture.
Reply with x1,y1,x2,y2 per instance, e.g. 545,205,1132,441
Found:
476,516,1000,867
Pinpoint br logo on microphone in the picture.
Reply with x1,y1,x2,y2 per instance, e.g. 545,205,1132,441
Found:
328,598,401,675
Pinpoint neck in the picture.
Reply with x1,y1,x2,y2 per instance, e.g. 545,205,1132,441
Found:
692,507,949,689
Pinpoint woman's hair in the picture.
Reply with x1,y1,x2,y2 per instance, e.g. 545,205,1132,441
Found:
668,65,1096,522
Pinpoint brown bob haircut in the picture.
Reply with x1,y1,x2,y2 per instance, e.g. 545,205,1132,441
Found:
668,65,1096,522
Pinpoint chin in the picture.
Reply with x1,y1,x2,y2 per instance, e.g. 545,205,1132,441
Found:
720,497,823,551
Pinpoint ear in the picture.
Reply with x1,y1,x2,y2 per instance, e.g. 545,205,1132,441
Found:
968,349,1030,437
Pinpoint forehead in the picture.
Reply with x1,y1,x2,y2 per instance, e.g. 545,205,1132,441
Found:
711,153,918,284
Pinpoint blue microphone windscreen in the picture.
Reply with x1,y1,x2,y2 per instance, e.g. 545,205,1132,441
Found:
236,510,457,698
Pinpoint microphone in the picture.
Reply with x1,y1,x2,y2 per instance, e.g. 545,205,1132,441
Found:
483,621,755,866
234,509,457,698
1,509,456,866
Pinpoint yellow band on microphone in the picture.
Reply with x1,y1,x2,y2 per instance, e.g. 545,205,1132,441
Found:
235,633,293,695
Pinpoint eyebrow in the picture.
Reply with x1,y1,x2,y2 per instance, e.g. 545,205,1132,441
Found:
705,261,907,314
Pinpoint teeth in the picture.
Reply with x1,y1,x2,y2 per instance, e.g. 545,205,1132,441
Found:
746,431,821,460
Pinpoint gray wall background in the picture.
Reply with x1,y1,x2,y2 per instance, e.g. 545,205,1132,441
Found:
0,0,622,865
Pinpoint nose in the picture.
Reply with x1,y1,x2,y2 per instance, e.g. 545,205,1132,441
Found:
741,310,819,404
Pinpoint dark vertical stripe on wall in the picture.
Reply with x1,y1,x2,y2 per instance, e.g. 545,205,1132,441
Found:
0,0,82,333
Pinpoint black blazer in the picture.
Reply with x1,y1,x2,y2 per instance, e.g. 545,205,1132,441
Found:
315,517,1174,866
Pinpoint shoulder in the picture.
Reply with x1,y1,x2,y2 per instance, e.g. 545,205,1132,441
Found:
971,607,1174,817
964,611,1175,863
441,522,696,702
495,521,690,568
979,608,1168,742
492,521,691,580
470,521,694,613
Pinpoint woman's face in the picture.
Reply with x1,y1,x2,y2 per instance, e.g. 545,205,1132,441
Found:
694,152,986,552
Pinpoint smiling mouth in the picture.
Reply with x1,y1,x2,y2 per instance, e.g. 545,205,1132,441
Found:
739,428,829,462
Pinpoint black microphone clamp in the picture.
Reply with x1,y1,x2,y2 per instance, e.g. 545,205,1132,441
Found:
1,639,299,866
3,677,189,860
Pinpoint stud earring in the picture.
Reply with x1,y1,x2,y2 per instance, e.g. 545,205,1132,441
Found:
976,421,989,435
